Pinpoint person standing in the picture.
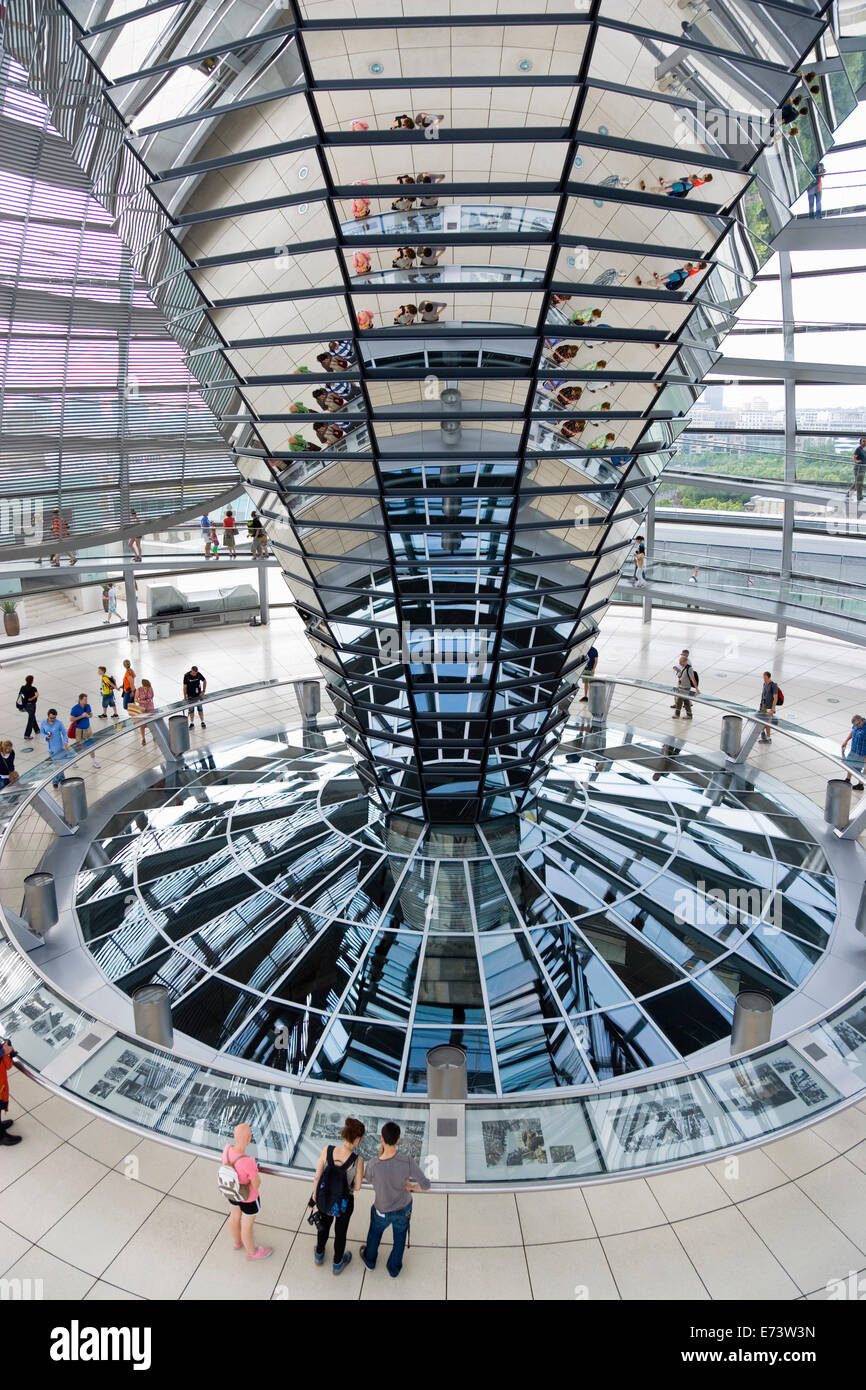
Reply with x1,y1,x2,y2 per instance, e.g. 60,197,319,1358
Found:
807,160,824,219
0,742,19,789
209,525,220,561
634,538,647,586
40,709,71,785
223,509,237,556
201,514,212,557
309,1117,365,1275
183,665,207,730
248,512,262,556
97,667,119,719
17,676,39,747
220,1123,272,1261
49,510,76,566
852,437,866,506
0,1041,22,1146
128,678,155,747
631,535,644,582
69,695,101,768
672,650,699,718
841,713,866,791
580,643,599,701
121,660,137,713
360,1121,430,1279
757,671,780,743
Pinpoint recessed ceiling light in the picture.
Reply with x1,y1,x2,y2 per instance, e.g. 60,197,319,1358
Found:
519,59,533,72
298,166,309,180
370,61,383,74
298,203,308,214
598,125,609,136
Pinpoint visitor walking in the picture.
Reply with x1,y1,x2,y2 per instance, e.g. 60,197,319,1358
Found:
183,665,207,729
103,584,121,625
360,1121,431,1280
223,509,237,556
127,678,155,747
40,709,72,785
0,743,19,789
201,514,212,557
634,537,647,586
97,667,119,720
127,508,143,562
121,660,136,712
757,671,780,743
672,650,700,718
0,1041,21,1146
309,1116,366,1275
69,695,101,768
841,713,866,790
16,676,39,747
219,1123,272,1261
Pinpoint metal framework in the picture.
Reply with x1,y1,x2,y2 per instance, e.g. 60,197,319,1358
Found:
2,0,857,816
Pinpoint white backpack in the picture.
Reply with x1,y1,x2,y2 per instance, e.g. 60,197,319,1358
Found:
218,1148,251,1204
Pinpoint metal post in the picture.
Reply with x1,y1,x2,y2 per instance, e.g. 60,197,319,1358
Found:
295,679,321,726
720,715,742,758
60,777,87,827
777,249,795,642
258,563,270,625
132,984,174,1048
123,559,139,641
587,680,612,720
23,871,58,936
168,714,191,757
426,1044,468,1100
642,493,654,624
824,778,852,830
731,990,773,1054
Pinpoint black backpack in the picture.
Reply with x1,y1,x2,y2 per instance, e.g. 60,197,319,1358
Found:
686,664,699,686
315,1147,355,1217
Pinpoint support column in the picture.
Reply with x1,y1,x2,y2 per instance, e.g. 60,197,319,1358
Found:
258,563,270,625
642,493,655,624
777,249,796,642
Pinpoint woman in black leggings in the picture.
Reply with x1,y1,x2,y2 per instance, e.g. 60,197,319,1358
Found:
18,676,38,743
309,1117,365,1275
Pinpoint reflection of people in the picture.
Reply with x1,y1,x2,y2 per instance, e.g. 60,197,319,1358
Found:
841,713,866,791
580,643,598,701
807,161,825,219
853,437,866,505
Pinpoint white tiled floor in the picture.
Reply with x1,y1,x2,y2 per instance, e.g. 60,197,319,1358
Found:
2,607,866,1299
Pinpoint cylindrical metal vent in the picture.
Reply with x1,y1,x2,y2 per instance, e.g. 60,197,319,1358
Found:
426,1044,468,1100
295,679,321,722
23,871,58,936
132,984,174,1048
60,777,87,827
824,778,852,830
168,714,191,757
587,680,611,719
731,990,773,1054
720,715,742,758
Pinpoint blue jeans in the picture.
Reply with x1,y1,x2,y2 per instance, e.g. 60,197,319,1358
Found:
808,187,822,218
363,1201,412,1277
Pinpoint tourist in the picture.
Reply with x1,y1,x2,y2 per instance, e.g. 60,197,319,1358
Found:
852,437,866,505
418,300,446,322
415,112,444,132
309,1116,366,1275
312,388,346,413
39,709,71,785
417,247,444,269
808,160,825,219
360,1121,430,1279
317,351,350,371
580,643,599,701
223,509,237,556
391,114,415,130
16,676,39,747
0,1041,21,1146
841,714,866,790
127,678,155,747
393,304,418,326
634,537,647,586
357,310,374,330
69,695,101,768
416,173,445,209
49,510,76,566
209,525,220,560
103,583,121,624
757,671,780,743
97,667,119,719
248,511,263,556
219,1123,272,1260
392,247,417,269
127,508,143,562
672,650,699,718
0,742,18,789
183,665,207,730
200,514,212,556
121,659,136,712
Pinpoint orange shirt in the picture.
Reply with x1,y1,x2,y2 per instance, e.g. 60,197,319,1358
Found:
0,1054,13,1104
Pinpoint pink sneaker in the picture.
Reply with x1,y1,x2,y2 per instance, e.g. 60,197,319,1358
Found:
247,1246,273,1261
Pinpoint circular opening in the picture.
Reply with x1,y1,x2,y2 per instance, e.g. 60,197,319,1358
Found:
427,1045,467,1069
736,991,773,1014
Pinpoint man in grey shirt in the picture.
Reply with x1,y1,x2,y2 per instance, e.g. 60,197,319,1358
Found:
360,1121,431,1278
